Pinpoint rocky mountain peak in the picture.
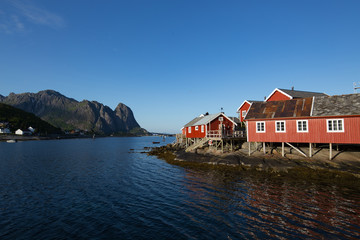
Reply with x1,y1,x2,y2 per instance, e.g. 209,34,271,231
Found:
0,90,146,135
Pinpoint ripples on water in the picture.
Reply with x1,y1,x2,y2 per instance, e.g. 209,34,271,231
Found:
0,137,359,239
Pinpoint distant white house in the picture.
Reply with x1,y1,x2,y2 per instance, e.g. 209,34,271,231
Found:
15,129,32,135
0,128,11,134
28,126,35,133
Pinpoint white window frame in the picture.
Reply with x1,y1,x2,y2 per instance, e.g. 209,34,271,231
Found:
296,120,308,133
188,127,191,133
219,116,223,122
327,119,344,132
256,121,265,133
201,125,204,133
195,126,199,131
275,121,286,133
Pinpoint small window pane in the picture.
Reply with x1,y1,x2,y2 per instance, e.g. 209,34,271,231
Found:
338,120,343,131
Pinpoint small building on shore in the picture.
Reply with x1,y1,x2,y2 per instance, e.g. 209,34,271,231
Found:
0,128,11,134
15,129,32,136
183,112,237,139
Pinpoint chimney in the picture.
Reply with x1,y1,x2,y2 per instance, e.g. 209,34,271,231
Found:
291,86,294,91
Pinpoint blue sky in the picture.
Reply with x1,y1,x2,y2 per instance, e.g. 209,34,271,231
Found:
1,0,359,133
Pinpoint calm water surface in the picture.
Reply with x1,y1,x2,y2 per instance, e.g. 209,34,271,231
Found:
0,137,359,239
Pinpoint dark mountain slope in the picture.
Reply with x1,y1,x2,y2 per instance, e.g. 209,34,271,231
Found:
1,90,147,135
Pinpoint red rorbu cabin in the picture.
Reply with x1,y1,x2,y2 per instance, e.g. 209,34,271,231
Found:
183,112,237,139
244,94,360,158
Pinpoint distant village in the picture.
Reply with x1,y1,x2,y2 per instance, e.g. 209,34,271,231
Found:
0,122,88,137
179,87,360,160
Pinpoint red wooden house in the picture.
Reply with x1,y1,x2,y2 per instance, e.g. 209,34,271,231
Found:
183,112,237,139
237,100,261,122
244,93,360,158
237,88,327,123
265,88,328,102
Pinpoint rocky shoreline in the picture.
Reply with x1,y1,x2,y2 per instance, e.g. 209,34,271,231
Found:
148,144,360,180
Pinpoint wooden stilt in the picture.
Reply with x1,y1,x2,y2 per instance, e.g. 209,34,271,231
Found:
249,142,251,156
263,142,266,154
309,143,312,158
221,140,224,153
329,143,332,160
285,142,307,157
282,142,284,157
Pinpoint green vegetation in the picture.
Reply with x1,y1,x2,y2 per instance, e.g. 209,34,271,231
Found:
0,103,62,134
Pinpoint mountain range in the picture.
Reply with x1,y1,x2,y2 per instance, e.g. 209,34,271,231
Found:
0,90,147,135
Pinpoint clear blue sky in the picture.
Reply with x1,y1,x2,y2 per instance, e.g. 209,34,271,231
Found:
1,0,359,133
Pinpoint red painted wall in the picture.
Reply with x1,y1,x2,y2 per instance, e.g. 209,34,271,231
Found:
247,116,360,144
267,90,291,102
185,125,206,138
185,115,235,138
239,102,251,122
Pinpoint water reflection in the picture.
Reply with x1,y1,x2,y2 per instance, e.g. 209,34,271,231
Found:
181,168,360,239
0,137,359,239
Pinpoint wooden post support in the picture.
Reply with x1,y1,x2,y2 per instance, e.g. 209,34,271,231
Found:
309,143,312,158
221,140,223,153
329,143,332,160
282,142,284,157
263,142,266,154
249,142,251,156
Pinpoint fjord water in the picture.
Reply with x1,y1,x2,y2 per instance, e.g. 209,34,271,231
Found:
0,137,359,239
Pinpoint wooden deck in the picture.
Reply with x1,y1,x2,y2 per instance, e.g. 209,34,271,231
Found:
176,130,247,152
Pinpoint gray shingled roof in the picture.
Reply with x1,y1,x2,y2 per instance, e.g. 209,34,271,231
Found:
279,88,328,98
312,94,360,116
184,116,203,127
184,113,237,127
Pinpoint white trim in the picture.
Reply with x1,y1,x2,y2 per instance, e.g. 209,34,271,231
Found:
201,125,204,133
195,126,199,131
256,121,266,133
188,127,191,133
296,120,308,133
265,88,293,102
327,119,344,132
246,121,249,142
310,96,315,116
237,100,251,112
275,121,286,133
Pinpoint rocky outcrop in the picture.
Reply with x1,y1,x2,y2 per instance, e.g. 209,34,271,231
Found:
1,90,147,135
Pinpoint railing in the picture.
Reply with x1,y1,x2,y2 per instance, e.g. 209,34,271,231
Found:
206,130,246,139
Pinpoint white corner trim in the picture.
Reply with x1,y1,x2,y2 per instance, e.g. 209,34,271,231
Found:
237,100,250,112
310,96,315,116
264,88,293,102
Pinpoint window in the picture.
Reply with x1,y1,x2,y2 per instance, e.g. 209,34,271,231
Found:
327,119,344,132
275,121,286,133
201,125,204,133
256,122,265,133
242,110,247,118
297,120,308,132
219,117,223,121
188,127,191,133
195,126,199,131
